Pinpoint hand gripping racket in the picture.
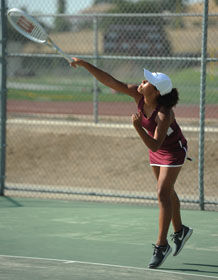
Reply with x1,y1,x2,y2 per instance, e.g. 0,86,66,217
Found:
7,8,73,63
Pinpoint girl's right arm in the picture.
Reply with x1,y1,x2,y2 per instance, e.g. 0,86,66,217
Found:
70,58,141,103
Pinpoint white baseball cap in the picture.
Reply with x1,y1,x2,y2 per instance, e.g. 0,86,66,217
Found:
144,69,172,95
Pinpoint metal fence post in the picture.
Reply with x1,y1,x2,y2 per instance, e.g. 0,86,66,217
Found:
198,0,209,210
0,0,7,196
93,16,99,124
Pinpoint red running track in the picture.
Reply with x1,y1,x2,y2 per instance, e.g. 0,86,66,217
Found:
7,100,218,119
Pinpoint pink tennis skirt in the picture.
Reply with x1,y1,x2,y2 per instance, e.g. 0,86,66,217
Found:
149,144,187,167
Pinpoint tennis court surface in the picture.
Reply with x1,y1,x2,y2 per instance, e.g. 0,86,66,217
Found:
1,197,218,280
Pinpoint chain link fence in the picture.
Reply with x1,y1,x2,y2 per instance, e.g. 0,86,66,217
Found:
1,0,218,209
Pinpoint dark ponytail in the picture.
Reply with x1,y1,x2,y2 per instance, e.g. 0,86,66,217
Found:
157,88,179,109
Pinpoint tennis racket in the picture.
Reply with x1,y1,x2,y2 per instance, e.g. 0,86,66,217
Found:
7,8,73,63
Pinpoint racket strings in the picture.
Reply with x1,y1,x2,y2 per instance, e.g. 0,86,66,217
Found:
10,13,47,43
17,16,34,33
31,24,46,42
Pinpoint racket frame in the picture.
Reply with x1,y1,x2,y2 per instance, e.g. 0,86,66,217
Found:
7,8,73,63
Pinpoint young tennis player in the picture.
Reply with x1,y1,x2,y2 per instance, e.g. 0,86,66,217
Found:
70,58,193,269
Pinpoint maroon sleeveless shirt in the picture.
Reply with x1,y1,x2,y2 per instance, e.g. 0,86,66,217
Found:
138,97,187,166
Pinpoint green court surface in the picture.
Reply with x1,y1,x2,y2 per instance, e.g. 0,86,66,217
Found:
0,197,218,280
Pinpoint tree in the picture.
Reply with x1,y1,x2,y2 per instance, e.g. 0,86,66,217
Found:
54,0,72,32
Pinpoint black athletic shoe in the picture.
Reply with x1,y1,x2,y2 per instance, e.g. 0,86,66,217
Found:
171,225,193,256
148,243,172,269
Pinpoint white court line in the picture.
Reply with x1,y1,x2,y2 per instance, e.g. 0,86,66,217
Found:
0,254,218,279
7,118,218,132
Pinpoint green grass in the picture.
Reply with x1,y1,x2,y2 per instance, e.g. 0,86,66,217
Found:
7,68,218,104
7,88,133,102
171,68,218,104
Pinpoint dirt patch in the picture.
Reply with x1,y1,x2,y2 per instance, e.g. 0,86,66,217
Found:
5,118,218,206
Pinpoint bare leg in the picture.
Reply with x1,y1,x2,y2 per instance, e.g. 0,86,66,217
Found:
152,166,182,246
152,166,182,233
152,166,160,181
171,190,182,233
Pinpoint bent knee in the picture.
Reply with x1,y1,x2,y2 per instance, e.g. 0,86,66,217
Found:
157,183,173,202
